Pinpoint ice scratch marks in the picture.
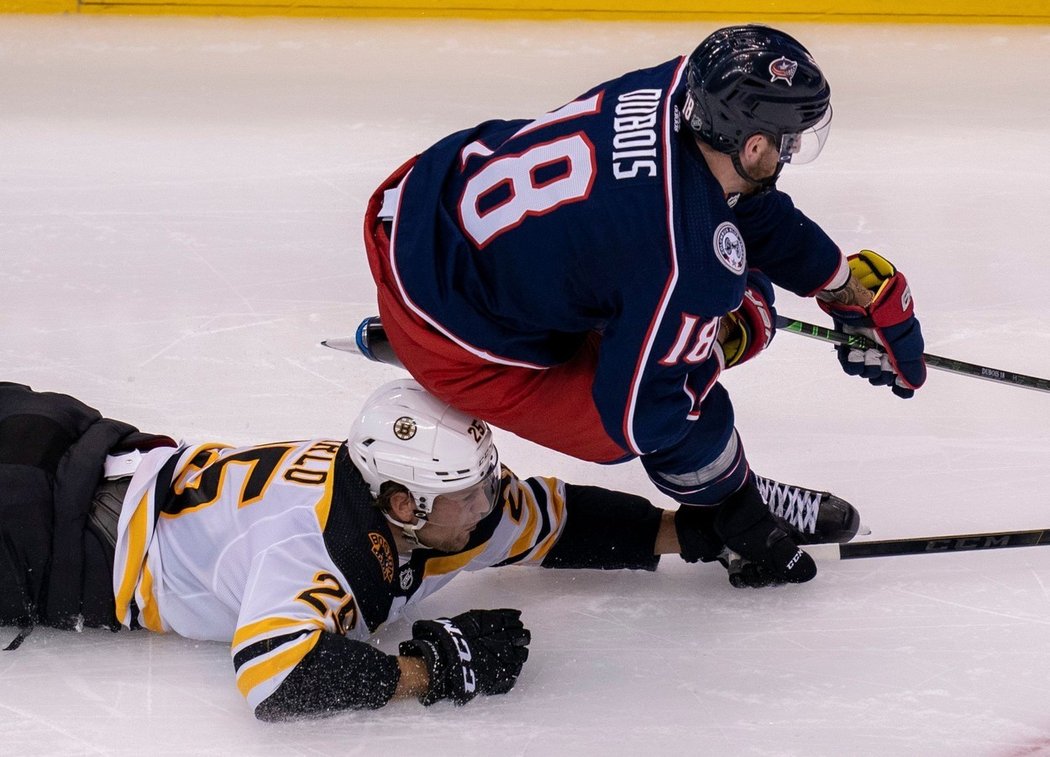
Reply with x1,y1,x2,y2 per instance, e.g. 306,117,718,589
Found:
135,316,287,369
893,585,1050,626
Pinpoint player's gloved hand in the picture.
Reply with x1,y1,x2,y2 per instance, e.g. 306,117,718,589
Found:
719,270,776,368
817,250,926,398
674,504,725,563
398,609,531,705
714,535,810,588
712,476,816,588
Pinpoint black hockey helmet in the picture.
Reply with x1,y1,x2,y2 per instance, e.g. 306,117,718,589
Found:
684,25,832,165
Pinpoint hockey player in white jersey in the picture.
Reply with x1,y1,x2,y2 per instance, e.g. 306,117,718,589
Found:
0,379,859,721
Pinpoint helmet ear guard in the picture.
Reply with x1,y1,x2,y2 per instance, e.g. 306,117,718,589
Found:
685,24,832,165
348,379,500,543
372,480,430,545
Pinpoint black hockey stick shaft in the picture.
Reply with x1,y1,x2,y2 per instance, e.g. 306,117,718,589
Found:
775,315,1050,394
807,528,1050,561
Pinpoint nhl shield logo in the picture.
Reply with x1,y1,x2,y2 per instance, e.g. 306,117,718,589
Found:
713,222,746,275
393,416,417,440
399,566,415,591
769,56,798,85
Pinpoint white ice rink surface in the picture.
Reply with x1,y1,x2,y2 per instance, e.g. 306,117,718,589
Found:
2,14,1050,756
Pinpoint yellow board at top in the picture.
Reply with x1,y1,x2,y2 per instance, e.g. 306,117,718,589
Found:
3,0,1049,23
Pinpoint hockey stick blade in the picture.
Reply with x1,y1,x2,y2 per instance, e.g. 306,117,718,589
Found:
776,315,1050,394
805,528,1050,561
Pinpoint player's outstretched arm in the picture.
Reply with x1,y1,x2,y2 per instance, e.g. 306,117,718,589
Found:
547,477,857,588
253,613,530,720
251,631,400,720
540,484,664,571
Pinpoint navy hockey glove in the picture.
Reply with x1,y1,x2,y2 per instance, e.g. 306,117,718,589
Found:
720,271,776,368
713,476,816,588
399,609,531,706
817,250,926,398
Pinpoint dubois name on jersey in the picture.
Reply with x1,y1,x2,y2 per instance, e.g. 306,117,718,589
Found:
391,59,751,457
386,57,845,476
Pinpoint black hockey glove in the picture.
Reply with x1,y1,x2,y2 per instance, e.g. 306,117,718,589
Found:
398,609,531,706
674,504,725,564
715,534,810,588
713,477,817,588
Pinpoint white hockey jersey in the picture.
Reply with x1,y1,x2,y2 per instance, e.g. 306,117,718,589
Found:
111,438,568,715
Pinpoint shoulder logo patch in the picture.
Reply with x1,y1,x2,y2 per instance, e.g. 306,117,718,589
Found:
713,222,746,275
368,532,395,584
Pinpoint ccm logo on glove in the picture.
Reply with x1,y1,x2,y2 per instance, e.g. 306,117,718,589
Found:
437,617,477,695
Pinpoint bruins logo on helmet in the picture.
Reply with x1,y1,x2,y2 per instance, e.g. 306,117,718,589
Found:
392,416,417,440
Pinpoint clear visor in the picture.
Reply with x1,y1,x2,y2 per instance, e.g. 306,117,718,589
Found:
777,106,833,165
417,465,500,529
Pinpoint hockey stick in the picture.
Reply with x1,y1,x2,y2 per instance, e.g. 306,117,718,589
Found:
775,315,1050,394
806,528,1050,561
332,313,1050,394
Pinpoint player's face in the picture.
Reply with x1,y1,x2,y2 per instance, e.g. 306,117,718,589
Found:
415,478,497,552
741,134,782,183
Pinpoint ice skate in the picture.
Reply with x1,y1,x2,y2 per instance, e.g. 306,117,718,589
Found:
754,475,864,544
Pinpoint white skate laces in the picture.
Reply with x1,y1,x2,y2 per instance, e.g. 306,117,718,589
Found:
753,475,862,544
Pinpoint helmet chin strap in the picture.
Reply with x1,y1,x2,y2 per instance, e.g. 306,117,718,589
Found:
730,151,783,192
383,511,434,549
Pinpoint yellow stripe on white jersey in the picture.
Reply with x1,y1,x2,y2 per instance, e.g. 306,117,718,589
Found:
236,630,322,707
112,439,353,642
112,485,156,629
422,542,489,580
136,560,165,633
511,475,567,565
232,615,326,652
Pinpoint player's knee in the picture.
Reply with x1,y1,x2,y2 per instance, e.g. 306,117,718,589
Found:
642,429,748,506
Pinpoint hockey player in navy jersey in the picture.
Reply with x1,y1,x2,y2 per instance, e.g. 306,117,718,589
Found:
1,378,858,720
361,24,924,589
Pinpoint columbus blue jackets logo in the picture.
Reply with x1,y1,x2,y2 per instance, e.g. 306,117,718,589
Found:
713,222,746,274
769,56,798,85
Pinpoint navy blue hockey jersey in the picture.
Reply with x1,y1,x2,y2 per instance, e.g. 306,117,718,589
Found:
388,58,844,458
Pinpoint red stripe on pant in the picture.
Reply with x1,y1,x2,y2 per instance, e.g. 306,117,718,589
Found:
363,161,629,465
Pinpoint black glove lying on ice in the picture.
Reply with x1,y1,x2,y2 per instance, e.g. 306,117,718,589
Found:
399,608,531,705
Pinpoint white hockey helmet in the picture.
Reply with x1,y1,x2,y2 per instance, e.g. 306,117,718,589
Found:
348,379,500,537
